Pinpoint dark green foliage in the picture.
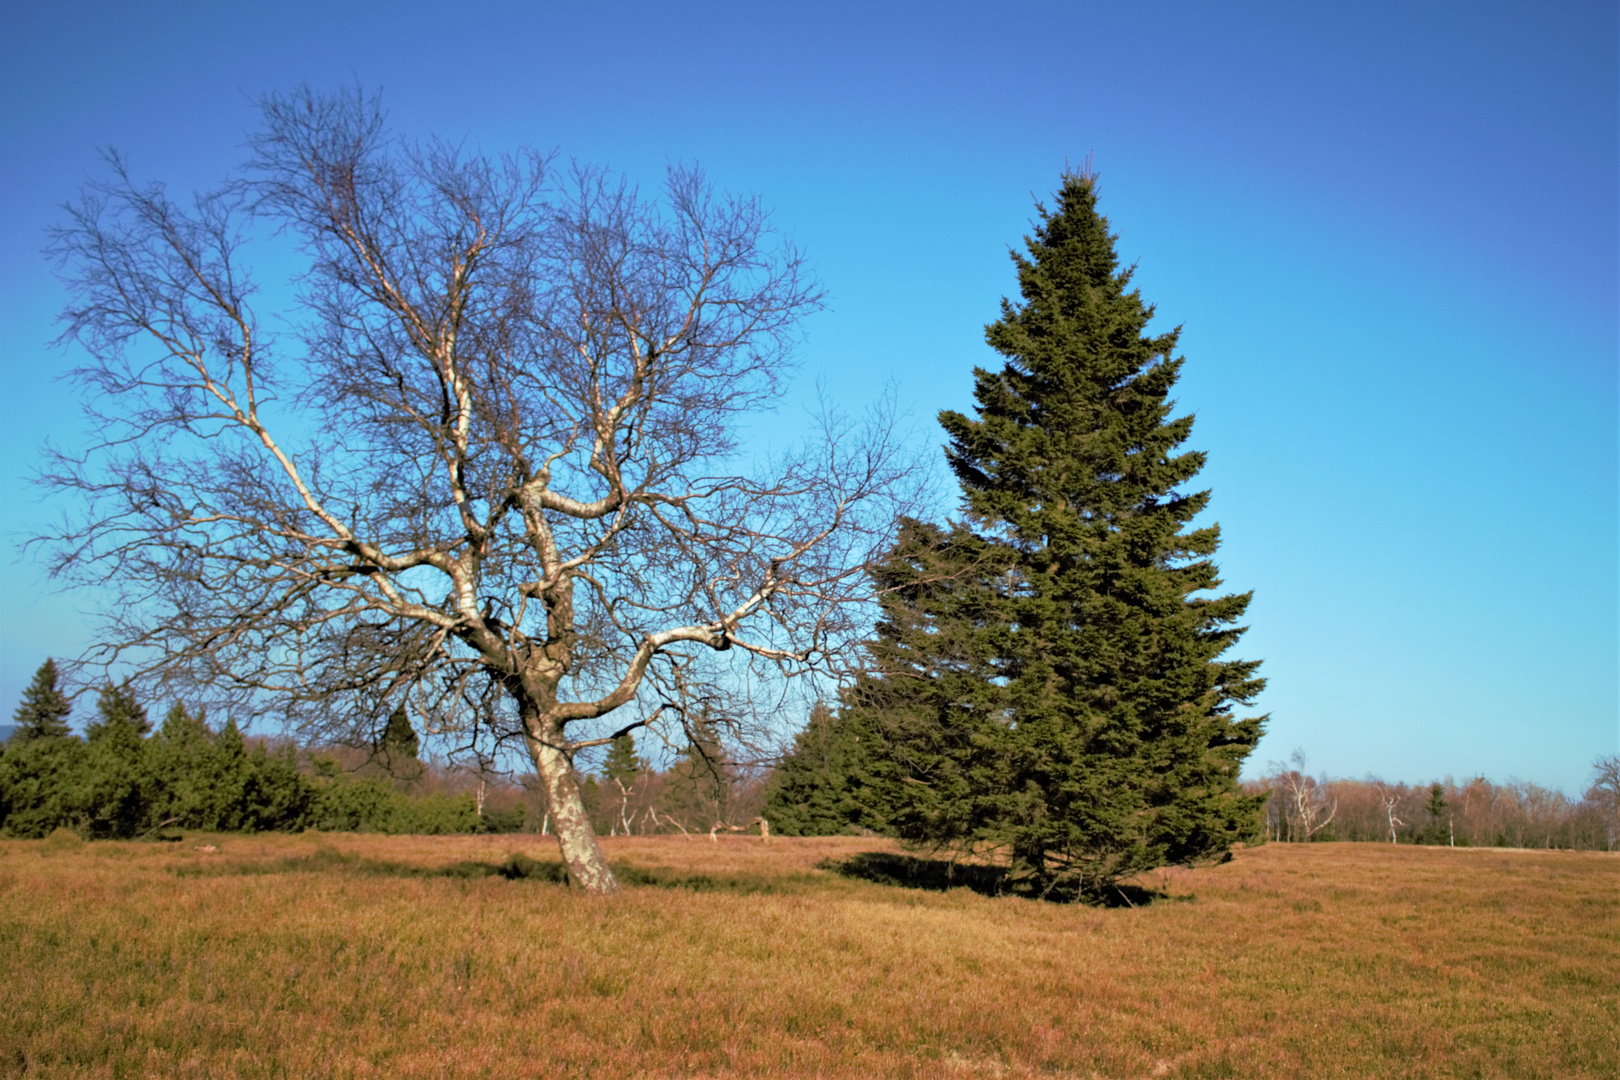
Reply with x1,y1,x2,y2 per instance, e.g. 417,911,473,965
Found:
311,778,403,832
149,704,242,829
11,660,73,741
597,732,647,835
207,718,251,819
476,802,528,834
1422,782,1449,845
764,702,891,836
80,683,156,837
1,681,317,837
822,850,1162,906
148,703,219,826
84,681,149,742
0,735,89,838
148,709,317,831
376,704,421,777
838,520,1018,852
0,660,86,835
847,172,1266,896
603,733,642,789
1425,783,1448,821
1,676,481,838
240,742,316,831
312,779,477,834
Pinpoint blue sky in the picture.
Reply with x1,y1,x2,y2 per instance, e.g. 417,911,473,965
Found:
1,0,1614,793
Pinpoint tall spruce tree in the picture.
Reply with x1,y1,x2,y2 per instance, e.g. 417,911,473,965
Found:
848,171,1265,896
660,720,739,833
11,660,74,742
602,733,643,790
1,661,86,836
600,733,644,835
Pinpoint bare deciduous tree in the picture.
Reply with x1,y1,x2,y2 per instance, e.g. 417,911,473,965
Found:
1268,750,1337,842
1369,777,1406,844
1585,755,1620,852
40,88,914,893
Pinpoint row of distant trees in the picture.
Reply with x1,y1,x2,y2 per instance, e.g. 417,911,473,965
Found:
7,657,1614,855
0,660,481,838
0,659,770,842
1248,750,1620,851
757,706,1620,853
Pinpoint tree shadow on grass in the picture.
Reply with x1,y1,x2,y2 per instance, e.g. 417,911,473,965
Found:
820,850,1169,907
171,846,570,883
174,847,816,894
437,857,820,894
440,857,818,894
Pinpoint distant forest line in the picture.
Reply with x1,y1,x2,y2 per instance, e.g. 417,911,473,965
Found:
4,670,1616,852
1246,751,1617,851
0,668,764,842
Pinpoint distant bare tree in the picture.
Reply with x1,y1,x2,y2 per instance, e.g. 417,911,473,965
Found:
1369,778,1406,844
39,88,914,892
1269,750,1336,842
1456,775,1490,846
1584,756,1620,852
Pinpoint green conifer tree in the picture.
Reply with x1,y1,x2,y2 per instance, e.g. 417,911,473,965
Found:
84,681,150,742
11,660,74,742
763,701,890,836
849,172,1266,896
601,733,644,835
376,703,422,781
209,717,253,829
0,664,88,835
239,741,316,831
659,720,737,833
81,682,155,837
1423,782,1449,845
603,733,642,789
149,702,218,828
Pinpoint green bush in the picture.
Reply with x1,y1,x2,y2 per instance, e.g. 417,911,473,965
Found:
312,779,478,835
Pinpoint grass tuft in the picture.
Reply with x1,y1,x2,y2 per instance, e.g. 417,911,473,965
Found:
40,826,82,851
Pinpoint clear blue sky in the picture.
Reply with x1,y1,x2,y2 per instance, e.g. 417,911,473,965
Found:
1,0,1614,793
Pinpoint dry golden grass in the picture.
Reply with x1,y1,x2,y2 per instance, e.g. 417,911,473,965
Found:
1,832,1614,1078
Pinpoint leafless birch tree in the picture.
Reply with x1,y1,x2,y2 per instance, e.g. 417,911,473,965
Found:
1585,755,1620,852
1268,750,1336,842
1369,778,1406,843
39,88,914,892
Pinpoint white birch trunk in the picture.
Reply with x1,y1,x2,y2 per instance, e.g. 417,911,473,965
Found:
529,727,619,893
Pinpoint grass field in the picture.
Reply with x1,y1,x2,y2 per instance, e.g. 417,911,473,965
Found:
1,832,1614,1078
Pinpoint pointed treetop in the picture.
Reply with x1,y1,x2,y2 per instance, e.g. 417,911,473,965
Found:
12,659,73,741
603,732,643,786
942,167,1202,550
85,680,149,743
378,703,420,762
